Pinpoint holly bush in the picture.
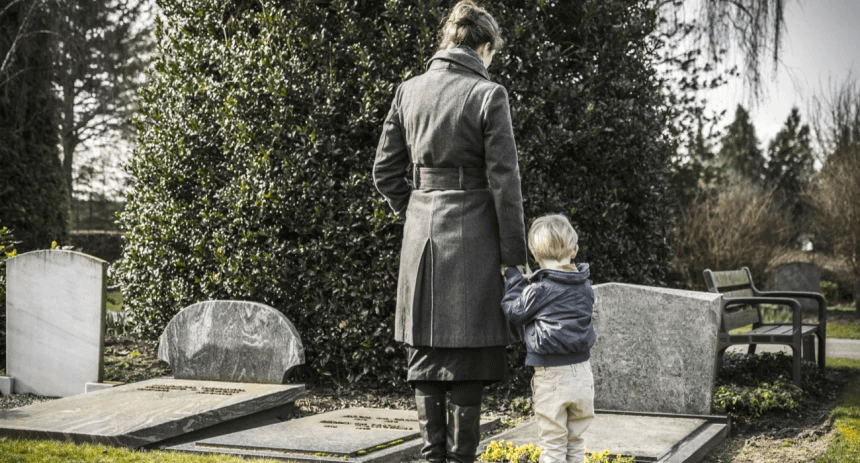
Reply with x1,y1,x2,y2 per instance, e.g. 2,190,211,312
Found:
117,0,674,387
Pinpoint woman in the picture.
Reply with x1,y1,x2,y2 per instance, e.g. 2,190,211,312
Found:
373,1,527,462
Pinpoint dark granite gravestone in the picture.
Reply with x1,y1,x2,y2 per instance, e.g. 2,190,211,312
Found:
0,378,304,448
158,300,304,383
765,262,822,313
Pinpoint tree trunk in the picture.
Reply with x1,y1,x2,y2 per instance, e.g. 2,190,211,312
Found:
61,79,76,226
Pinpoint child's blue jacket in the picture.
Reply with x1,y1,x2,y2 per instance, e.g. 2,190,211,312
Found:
501,263,596,366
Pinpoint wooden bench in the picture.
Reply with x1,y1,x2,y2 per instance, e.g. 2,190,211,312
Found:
703,267,826,386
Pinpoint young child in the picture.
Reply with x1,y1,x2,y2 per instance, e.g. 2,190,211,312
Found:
501,214,595,463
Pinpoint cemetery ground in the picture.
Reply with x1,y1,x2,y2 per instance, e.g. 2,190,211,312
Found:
0,306,858,462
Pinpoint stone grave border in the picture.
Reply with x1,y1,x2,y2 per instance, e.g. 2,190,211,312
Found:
482,409,730,463
161,414,500,463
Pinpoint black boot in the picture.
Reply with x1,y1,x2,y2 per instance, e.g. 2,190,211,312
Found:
416,395,447,463
446,403,481,463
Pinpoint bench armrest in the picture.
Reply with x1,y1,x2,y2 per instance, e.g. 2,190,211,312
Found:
723,296,803,330
755,290,827,321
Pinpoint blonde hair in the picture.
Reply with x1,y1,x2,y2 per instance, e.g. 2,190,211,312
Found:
438,0,504,52
528,215,579,262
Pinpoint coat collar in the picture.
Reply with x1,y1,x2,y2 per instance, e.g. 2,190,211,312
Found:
426,46,489,80
529,263,591,285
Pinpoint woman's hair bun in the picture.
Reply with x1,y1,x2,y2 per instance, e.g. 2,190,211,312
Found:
437,1,503,53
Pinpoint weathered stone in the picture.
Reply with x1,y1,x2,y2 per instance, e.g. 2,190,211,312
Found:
196,408,420,456
157,300,305,383
6,250,107,397
0,378,304,448
162,408,499,463
765,262,822,313
591,283,722,415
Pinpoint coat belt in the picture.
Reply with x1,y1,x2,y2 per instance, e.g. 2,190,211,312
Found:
413,166,488,190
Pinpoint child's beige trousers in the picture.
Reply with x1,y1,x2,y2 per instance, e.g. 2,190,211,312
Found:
532,361,595,463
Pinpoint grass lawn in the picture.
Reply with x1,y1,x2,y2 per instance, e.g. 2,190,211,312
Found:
828,323,860,339
106,289,124,312
816,358,860,462
0,439,291,463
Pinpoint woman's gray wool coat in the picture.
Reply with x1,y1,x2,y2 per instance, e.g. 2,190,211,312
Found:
373,46,527,349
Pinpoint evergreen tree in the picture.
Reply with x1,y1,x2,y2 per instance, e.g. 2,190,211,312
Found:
0,1,69,251
719,105,766,184
765,107,814,244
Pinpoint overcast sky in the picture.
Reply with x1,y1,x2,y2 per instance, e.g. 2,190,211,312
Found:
702,0,860,151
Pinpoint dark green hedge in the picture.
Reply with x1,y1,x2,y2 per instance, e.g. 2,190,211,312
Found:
117,0,674,388
69,231,125,263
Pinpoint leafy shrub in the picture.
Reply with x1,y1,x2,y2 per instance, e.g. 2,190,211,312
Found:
117,0,675,387
713,378,804,418
821,280,838,302
479,441,541,463
69,231,124,262
713,352,826,420
673,179,792,289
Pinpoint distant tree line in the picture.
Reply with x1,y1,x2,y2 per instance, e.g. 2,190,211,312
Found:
0,0,151,250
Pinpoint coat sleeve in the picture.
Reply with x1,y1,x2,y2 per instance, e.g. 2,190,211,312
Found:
501,268,542,325
373,85,411,217
482,85,527,265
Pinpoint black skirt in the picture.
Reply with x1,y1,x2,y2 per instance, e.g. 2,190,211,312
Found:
406,345,509,385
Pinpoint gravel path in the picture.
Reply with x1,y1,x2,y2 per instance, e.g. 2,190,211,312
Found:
0,393,54,411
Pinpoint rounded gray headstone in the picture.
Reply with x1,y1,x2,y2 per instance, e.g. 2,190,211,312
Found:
157,300,305,383
765,262,821,313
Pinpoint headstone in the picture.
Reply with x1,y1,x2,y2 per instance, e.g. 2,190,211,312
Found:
765,262,822,313
591,283,722,415
0,378,304,448
483,411,729,463
158,300,304,383
5,250,107,397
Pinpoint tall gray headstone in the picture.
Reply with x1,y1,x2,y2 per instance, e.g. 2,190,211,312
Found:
765,262,821,313
5,250,107,397
158,300,304,383
591,283,722,415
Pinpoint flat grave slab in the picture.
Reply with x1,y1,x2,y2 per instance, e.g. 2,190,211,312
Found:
164,407,500,463
0,378,304,448
484,410,729,463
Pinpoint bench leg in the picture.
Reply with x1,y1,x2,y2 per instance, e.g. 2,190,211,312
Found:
818,333,826,371
747,344,757,355
790,345,802,387
802,336,815,363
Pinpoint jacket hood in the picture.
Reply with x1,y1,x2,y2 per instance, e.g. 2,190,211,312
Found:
529,263,590,285
426,46,489,80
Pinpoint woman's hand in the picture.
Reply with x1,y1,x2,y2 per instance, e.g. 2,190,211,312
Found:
515,263,532,277
500,264,509,277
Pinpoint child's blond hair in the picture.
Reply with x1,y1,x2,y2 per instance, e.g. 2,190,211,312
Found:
528,214,578,262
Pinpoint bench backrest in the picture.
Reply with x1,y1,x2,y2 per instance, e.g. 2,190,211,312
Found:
702,268,756,298
703,267,761,331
